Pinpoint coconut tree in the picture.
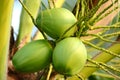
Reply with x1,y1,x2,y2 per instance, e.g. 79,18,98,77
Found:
1,0,120,80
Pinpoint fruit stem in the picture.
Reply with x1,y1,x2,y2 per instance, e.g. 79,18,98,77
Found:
16,0,40,46
77,21,85,37
47,64,53,80
103,31,120,37
75,0,80,18
41,1,48,9
87,59,120,79
85,33,117,43
92,2,119,24
18,0,35,25
90,22,120,30
56,21,78,42
78,42,120,79
99,62,120,73
83,40,120,58
90,0,118,23
62,21,78,37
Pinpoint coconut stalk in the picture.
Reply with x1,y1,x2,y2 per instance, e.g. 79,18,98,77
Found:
0,0,14,80
16,0,40,46
79,42,120,79
67,0,120,80
67,40,120,80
